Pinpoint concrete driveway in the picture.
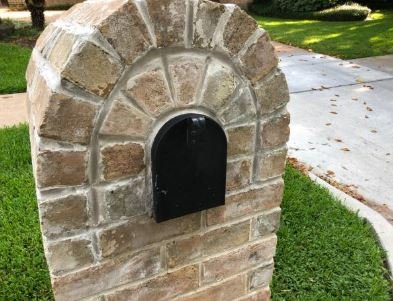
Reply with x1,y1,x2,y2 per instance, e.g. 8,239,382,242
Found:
275,42,393,223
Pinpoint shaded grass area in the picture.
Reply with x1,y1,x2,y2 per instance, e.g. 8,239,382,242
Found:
0,43,32,94
256,10,393,59
0,125,53,300
0,125,390,300
272,166,392,300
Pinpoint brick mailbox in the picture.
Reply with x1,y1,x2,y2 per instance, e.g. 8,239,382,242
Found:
26,0,290,300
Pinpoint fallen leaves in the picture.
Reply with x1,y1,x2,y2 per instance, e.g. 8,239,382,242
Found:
366,107,373,112
341,147,351,152
330,112,338,115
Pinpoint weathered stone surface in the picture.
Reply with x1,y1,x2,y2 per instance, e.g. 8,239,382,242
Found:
260,113,290,149
201,62,238,112
40,194,89,239
240,30,278,83
53,247,162,301
207,180,284,226
62,42,123,98
168,56,205,105
238,288,271,301
100,143,145,181
219,0,254,9
106,265,199,301
193,0,225,48
202,236,277,284
219,87,257,125
222,7,258,55
38,94,98,145
248,264,274,291
255,149,288,180
251,208,281,239
227,124,256,157
47,237,95,275
175,275,246,301
126,68,173,117
46,28,76,72
226,159,252,191
167,220,250,268
100,97,152,138
146,0,186,47
254,70,289,115
98,213,201,258
100,177,146,221
37,150,87,188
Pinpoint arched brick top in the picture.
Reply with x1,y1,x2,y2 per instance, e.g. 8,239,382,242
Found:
26,1,290,300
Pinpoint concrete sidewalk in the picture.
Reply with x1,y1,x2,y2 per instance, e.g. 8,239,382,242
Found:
274,42,393,223
0,7,65,23
0,93,27,127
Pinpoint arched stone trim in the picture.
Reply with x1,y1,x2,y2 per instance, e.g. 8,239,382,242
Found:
26,1,290,300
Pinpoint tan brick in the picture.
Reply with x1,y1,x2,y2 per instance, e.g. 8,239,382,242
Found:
239,31,278,84
226,159,252,191
61,42,123,98
53,247,162,301
193,0,225,48
167,220,250,268
238,288,271,301
168,56,205,106
47,237,95,275
126,68,173,117
251,209,281,239
227,124,256,157
100,98,152,138
98,213,201,258
260,113,290,149
37,150,87,188
207,180,284,226
46,28,77,71
248,264,274,291
106,265,199,301
40,194,89,239
222,7,258,55
201,236,277,284
38,94,98,145
254,71,289,115
146,0,186,47
175,275,246,301
255,149,288,181
100,143,145,181
201,62,238,112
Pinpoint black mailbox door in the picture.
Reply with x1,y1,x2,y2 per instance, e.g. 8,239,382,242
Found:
152,114,227,223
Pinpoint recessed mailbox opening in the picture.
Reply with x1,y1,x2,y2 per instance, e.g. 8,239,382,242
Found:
152,114,227,223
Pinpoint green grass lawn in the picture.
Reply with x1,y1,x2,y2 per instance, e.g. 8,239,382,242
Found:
0,125,391,300
256,10,393,59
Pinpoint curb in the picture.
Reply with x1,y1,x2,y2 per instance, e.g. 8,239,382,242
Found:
309,172,393,279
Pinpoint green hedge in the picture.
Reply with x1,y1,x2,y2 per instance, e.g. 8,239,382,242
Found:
274,0,345,12
357,0,393,9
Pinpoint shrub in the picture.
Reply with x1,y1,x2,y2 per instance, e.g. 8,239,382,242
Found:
357,0,393,9
274,0,346,12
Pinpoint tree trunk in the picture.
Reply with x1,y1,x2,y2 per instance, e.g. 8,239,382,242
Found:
25,0,46,30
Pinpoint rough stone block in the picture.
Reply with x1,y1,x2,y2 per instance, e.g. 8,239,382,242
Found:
53,247,162,301
175,275,246,301
105,265,199,301
254,70,289,115
37,150,87,188
260,113,290,149
38,94,98,145
61,42,123,98
168,56,205,106
100,143,145,181
193,0,225,48
146,0,187,47
167,220,250,268
40,194,89,239
207,180,284,226
126,68,173,117
98,213,201,258
248,264,274,291
100,97,152,138
47,236,95,275
46,28,77,72
239,30,278,83
201,236,277,284
251,208,281,239
227,124,256,157
255,149,288,181
226,159,252,191
238,288,271,301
